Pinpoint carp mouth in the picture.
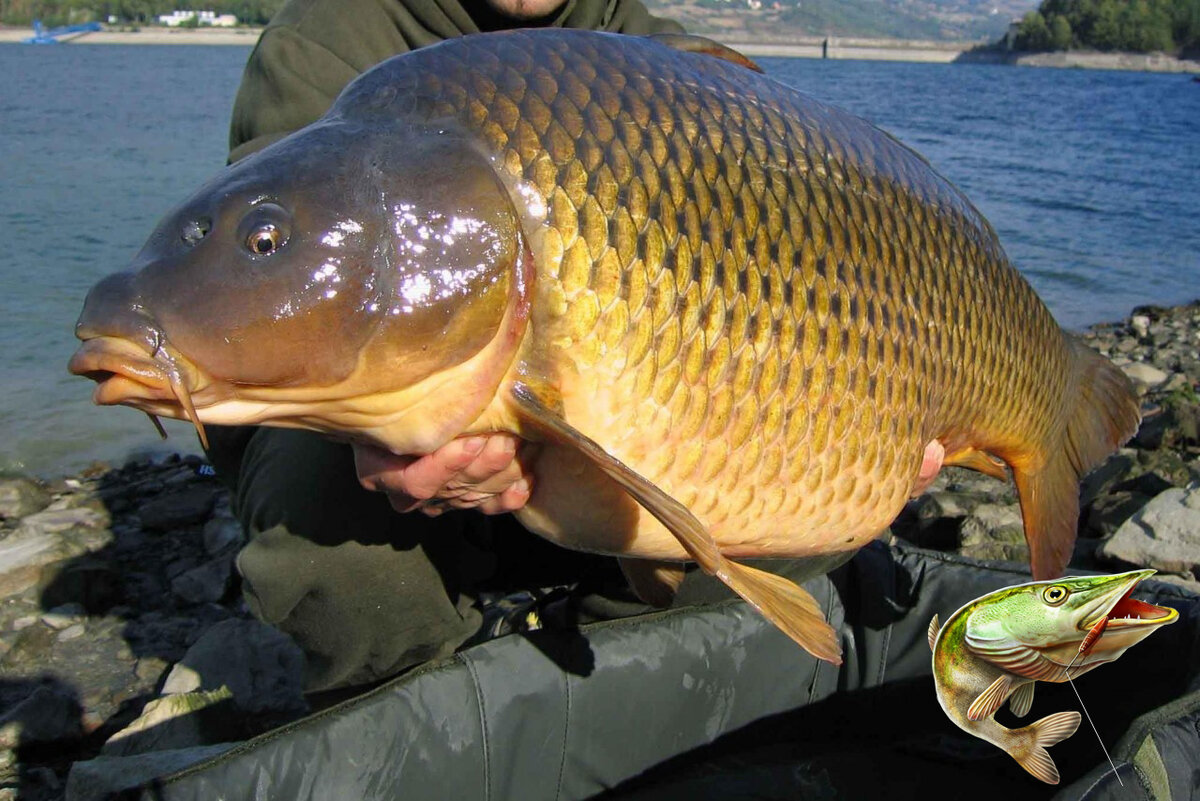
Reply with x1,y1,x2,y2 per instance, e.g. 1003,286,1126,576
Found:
69,336,211,447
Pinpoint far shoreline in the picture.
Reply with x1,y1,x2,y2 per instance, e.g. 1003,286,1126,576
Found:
2,25,1198,73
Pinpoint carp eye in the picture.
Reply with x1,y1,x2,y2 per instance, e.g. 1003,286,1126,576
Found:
237,202,292,258
247,225,284,255
1042,585,1069,605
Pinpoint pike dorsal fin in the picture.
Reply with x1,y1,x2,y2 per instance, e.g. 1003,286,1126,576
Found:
510,382,840,664
967,674,1013,722
648,34,763,72
927,614,940,652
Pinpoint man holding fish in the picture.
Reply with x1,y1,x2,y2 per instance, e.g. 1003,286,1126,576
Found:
72,2,1179,787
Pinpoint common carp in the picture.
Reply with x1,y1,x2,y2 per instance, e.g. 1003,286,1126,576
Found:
69,30,1140,664
928,571,1177,783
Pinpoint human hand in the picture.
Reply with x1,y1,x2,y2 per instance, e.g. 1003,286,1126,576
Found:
353,434,535,516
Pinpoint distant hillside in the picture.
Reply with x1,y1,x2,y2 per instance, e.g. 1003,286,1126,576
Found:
645,0,1041,41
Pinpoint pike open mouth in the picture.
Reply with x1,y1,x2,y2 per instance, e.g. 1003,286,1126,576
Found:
1083,574,1179,633
69,336,210,447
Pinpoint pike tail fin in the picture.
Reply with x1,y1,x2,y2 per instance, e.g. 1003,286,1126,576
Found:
1012,337,1140,579
1007,710,1081,785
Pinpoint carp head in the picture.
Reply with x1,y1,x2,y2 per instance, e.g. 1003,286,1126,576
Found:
962,570,1178,681
70,116,529,454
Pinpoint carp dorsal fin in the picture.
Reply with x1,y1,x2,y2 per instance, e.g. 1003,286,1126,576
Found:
967,674,1013,722
1009,681,1036,718
927,614,940,652
648,34,763,73
510,381,841,664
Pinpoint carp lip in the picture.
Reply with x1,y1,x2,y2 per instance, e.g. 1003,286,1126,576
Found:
69,336,210,447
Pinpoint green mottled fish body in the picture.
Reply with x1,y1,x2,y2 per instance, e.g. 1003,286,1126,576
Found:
930,570,1177,784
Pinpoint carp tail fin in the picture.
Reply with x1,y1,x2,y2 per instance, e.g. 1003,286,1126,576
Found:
1012,337,1140,580
511,382,841,665
1008,710,1081,785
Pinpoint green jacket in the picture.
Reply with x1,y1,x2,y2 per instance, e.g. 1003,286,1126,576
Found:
228,0,682,162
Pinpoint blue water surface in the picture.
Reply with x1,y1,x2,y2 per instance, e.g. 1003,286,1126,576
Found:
0,44,1197,475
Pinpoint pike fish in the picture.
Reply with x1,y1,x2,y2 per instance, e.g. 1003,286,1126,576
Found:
928,571,1178,784
69,30,1140,665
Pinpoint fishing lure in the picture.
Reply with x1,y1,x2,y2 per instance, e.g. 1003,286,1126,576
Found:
929,570,1176,783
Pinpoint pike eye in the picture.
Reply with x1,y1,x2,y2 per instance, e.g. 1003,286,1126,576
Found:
247,225,283,255
1042,585,1069,605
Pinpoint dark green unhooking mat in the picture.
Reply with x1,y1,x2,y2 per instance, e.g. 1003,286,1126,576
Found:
69,544,1200,801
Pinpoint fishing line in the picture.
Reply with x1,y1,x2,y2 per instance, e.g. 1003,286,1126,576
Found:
1064,644,1124,787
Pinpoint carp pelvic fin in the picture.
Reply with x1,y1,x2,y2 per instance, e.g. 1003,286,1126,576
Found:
1009,681,1036,718
1008,710,1081,785
967,674,1013,722
647,34,763,72
619,558,686,607
927,614,940,652
1012,337,1141,580
510,382,841,664
943,448,1008,480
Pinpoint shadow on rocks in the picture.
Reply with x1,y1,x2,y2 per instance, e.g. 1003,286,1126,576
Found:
0,453,305,801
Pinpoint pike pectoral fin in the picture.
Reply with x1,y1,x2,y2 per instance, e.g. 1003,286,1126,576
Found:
1009,711,1081,785
927,614,940,652
967,674,1013,721
511,382,841,664
620,558,685,607
1009,681,1035,718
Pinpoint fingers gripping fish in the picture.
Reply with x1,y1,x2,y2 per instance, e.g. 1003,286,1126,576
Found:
71,30,1141,665
928,571,1177,783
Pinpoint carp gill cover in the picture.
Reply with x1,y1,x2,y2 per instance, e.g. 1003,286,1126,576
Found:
69,30,1141,664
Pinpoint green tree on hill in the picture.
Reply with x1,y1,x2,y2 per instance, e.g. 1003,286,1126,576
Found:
1014,0,1198,53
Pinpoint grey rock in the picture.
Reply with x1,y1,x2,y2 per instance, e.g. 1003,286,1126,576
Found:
960,503,1028,563
0,526,108,598
161,619,306,717
202,515,242,556
65,743,237,801
1100,485,1200,576
0,685,82,748
0,478,51,520
1122,361,1169,387
38,557,122,613
170,555,235,605
13,505,107,538
1130,314,1151,337
57,623,87,641
138,486,217,531
102,687,234,757
41,603,86,630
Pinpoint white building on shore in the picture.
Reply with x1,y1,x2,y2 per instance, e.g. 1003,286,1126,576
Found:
157,10,238,26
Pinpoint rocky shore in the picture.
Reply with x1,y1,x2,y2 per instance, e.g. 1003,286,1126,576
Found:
2,302,1199,800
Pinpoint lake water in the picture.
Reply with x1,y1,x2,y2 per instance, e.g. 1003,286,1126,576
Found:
1,44,1197,477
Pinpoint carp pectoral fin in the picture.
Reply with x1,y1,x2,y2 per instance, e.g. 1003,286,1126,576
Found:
1008,711,1081,785
620,558,685,607
1009,681,1035,718
510,382,842,665
927,614,940,652
943,448,1008,480
967,674,1013,722
647,34,763,72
